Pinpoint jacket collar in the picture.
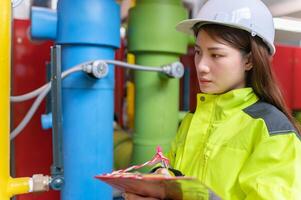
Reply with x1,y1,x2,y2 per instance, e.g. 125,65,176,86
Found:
196,88,259,117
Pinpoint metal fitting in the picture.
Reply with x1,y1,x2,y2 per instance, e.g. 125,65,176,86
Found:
91,61,109,78
50,176,64,190
82,63,93,74
32,174,51,192
162,61,184,78
82,61,109,79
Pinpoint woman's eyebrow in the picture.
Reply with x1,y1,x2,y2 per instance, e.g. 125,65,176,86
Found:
208,47,224,51
194,44,225,51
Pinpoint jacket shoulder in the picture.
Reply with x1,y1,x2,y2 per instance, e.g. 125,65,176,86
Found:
243,101,297,136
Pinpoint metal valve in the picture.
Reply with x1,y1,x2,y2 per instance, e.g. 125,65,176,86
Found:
162,61,184,78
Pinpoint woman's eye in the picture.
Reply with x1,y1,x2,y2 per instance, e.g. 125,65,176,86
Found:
211,54,222,58
194,50,200,55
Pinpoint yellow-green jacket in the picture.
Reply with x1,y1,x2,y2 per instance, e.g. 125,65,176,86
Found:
168,88,301,200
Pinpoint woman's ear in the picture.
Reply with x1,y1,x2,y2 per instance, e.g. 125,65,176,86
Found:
244,53,253,71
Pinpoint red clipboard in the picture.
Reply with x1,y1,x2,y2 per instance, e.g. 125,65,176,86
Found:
95,147,217,199
95,173,210,200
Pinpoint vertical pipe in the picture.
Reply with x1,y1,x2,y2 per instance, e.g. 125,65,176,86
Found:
0,1,31,199
128,0,188,171
183,67,191,111
0,1,12,199
127,53,135,130
56,1,120,199
294,111,301,124
31,1,120,198
61,46,115,200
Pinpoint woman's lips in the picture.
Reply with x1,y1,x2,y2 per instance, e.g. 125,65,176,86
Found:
199,79,211,83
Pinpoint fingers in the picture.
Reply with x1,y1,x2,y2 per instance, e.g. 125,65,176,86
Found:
123,193,160,200
154,168,172,177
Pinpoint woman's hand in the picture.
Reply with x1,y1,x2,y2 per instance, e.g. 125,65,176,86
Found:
122,168,173,200
153,167,172,177
123,193,160,200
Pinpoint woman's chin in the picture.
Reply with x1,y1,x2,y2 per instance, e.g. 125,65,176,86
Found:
199,86,224,94
199,86,216,94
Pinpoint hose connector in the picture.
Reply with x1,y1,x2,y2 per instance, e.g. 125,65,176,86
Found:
82,61,109,79
30,174,51,192
162,61,184,78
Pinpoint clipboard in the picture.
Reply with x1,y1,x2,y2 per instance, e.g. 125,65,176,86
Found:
95,147,219,199
95,173,210,200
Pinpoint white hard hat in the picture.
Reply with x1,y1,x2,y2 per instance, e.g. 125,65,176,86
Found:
176,0,275,55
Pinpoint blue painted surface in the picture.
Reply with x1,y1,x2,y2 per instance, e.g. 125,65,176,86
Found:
57,0,120,47
61,46,115,199
31,7,57,40
31,0,120,199
41,113,52,130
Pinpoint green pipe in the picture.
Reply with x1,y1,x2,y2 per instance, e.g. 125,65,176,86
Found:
114,130,133,170
294,111,301,124
128,0,188,171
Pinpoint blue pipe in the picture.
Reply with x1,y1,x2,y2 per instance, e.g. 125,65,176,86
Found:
31,0,120,199
61,46,115,199
41,113,52,130
31,7,57,40
183,67,190,111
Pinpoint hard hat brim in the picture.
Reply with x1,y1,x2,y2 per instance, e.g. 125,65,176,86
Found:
176,18,256,36
176,19,276,55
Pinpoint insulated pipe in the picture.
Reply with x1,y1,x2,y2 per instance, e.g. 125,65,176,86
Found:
0,1,31,199
128,0,188,171
31,1,120,199
268,0,301,17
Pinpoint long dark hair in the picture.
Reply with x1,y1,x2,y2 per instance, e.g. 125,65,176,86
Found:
193,24,301,134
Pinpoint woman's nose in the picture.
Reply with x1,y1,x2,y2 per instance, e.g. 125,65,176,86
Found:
196,60,210,74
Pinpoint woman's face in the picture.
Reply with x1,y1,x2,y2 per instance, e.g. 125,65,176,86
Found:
194,30,251,94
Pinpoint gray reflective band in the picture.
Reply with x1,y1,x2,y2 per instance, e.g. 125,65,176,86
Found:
209,189,222,200
243,101,297,135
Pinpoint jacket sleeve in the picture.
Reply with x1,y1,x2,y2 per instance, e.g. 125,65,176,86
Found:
150,114,192,172
166,113,193,168
239,132,301,200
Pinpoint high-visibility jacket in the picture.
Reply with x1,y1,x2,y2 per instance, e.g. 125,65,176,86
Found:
167,88,301,200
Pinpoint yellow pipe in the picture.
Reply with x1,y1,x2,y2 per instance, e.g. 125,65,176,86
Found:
126,53,135,129
8,177,31,197
0,1,12,199
0,1,31,199
131,0,136,6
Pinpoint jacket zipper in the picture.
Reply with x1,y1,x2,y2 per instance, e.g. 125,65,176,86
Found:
201,98,217,182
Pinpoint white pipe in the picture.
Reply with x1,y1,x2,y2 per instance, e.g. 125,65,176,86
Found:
183,0,207,18
13,0,30,20
10,65,82,102
274,17,301,33
10,60,181,140
11,60,179,102
10,66,82,140
10,84,51,140
268,0,301,17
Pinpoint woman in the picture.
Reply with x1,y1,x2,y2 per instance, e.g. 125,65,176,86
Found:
125,0,301,199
